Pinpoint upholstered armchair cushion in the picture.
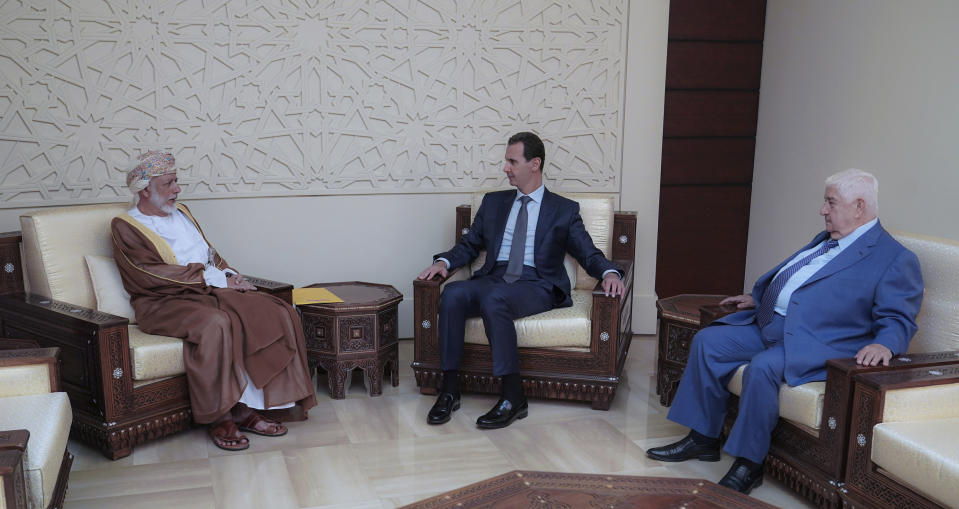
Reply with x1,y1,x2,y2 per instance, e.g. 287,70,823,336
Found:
726,365,825,430
871,417,959,508
462,192,614,349
20,203,128,307
129,327,185,381
868,382,959,508
0,392,72,509
85,254,137,323
893,231,959,354
0,362,52,398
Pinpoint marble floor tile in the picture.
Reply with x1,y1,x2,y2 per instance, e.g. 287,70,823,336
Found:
65,458,211,501
486,416,660,474
351,432,515,500
62,487,216,509
284,444,377,507
210,450,299,509
67,438,137,472
132,426,211,466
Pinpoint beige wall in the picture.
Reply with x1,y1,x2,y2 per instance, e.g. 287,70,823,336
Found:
746,0,959,287
0,1,669,337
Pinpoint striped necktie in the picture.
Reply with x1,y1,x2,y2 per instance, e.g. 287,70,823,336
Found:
755,239,839,328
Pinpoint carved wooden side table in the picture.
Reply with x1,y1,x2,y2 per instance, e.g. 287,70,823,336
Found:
297,281,403,399
655,294,732,406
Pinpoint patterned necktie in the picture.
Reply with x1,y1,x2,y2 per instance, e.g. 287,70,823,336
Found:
755,239,840,328
503,196,532,283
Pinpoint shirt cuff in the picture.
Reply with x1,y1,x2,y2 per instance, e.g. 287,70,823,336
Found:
602,269,621,279
436,257,451,269
204,267,234,288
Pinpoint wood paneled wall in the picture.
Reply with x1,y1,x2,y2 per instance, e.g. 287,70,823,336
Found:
655,0,766,298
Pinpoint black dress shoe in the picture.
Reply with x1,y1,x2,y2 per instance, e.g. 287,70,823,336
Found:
476,397,528,429
645,432,720,462
427,392,460,425
718,458,764,494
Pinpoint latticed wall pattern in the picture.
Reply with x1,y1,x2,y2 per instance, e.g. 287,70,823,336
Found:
0,0,626,206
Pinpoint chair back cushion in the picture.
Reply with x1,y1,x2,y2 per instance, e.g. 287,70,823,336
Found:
85,254,137,323
891,231,959,354
21,203,128,309
468,192,614,290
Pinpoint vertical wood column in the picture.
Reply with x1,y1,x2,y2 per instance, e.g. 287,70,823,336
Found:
655,0,766,297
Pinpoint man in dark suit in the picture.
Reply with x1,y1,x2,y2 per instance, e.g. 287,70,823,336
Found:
646,169,923,494
417,131,625,429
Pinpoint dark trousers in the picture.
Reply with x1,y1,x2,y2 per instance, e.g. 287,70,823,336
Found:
438,263,554,376
666,314,787,464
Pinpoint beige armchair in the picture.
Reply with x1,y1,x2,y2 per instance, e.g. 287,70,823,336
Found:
0,204,293,459
412,193,636,410
0,345,73,509
709,231,959,508
841,363,959,508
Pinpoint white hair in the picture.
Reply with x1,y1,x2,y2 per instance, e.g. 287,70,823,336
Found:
825,168,879,216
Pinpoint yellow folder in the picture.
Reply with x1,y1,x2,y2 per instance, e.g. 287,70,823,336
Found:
292,287,344,305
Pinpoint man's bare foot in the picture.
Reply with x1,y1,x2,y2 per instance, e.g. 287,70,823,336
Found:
209,417,249,451
237,410,287,437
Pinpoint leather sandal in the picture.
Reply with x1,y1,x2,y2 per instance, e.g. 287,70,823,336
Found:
209,419,249,451
238,411,288,437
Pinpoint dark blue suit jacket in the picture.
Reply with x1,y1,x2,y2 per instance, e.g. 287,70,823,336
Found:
716,222,923,385
436,188,619,307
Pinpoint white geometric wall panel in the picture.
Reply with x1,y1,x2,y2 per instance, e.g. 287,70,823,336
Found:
0,0,627,207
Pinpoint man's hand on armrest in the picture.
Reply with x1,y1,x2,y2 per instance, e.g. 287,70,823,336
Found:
855,343,893,366
601,272,624,297
418,260,449,281
720,294,755,309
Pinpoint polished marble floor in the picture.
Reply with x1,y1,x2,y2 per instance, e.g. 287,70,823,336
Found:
63,336,812,508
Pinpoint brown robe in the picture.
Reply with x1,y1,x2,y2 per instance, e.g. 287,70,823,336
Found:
110,203,317,424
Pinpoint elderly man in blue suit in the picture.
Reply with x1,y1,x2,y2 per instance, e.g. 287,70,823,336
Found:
646,169,923,494
417,131,625,429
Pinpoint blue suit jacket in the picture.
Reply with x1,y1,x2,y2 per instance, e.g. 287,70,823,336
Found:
716,222,923,385
436,188,619,307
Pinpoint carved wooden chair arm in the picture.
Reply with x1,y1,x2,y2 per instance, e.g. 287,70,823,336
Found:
0,293,131,417
0,347,61,393
241,275,294,304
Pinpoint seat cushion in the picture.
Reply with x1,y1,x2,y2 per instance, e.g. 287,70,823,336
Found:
129,326,185,381
0,392,72,509
872,417,959,508
727,364,825,430
464,289,592,348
